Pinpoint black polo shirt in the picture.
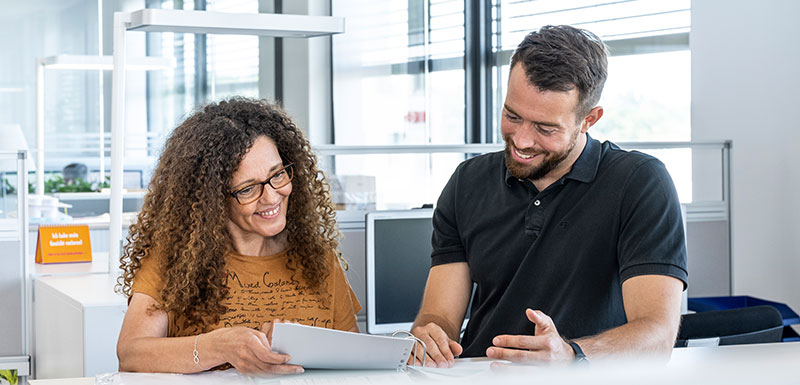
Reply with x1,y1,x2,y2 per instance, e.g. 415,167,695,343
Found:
431,134,688,358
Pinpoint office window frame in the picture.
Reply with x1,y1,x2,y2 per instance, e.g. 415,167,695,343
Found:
333,0,691,146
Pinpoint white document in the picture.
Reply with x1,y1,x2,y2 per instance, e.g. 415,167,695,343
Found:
270,323,415,370
406,357,510,380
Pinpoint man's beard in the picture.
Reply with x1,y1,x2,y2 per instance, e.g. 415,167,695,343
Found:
503,131,580,181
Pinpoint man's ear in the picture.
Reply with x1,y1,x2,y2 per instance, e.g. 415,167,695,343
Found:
581,106,604,133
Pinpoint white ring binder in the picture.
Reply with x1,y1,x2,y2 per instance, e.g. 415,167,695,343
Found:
392,330,428,369
270,323,418,370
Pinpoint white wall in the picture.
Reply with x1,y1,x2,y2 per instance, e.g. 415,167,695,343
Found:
691,0,800,311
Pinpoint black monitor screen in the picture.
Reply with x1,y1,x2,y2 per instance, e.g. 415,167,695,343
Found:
366,210,433,334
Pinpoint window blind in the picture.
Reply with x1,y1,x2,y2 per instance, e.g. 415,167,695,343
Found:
493,0,691,52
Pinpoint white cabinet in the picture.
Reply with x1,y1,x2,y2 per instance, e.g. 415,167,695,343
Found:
33,274,126,379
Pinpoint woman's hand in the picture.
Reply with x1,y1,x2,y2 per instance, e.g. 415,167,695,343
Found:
208,325,303,374
260,318,288,344
118,293,304,374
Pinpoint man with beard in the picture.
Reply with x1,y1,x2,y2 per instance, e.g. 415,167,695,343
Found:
410,25,688,367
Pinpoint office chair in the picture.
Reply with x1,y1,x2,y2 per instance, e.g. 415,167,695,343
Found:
675,305,783,347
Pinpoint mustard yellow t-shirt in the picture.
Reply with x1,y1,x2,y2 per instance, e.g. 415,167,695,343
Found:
131,249,361,336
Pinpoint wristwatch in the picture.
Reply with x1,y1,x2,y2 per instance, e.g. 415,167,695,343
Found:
568,341,589,365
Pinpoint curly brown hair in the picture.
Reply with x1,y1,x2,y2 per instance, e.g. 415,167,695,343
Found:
117,97,340,328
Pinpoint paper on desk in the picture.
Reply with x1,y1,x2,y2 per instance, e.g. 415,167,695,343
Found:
271,323,416,370
269,370,409,385
406,357,510,380
255,358,510,385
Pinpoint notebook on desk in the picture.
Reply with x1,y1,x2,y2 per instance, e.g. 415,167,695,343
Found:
270,323,416,370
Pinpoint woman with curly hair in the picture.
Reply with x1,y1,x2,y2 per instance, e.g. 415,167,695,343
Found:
116,98,360,375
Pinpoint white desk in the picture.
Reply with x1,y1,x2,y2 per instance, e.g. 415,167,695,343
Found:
29,379,94,385
26,342,800,385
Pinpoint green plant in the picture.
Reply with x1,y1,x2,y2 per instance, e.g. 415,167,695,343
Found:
97,176,111,190
0,369,18,385
3,178,14,195
43,175,95,193
23,174,113,194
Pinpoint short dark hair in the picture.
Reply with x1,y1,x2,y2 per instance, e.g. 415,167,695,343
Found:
509,25,608,120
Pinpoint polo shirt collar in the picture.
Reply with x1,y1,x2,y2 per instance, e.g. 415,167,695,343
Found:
503,133,602,185
563,133,601,184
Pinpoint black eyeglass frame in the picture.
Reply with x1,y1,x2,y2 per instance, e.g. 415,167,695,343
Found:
229,163,295,205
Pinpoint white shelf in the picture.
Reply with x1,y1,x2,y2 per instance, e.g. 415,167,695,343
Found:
52,191,146,200
0,356,30,376
0,218,19,241
29,212,138,230
32,252,110,278
0,87,24,93
39,55,171,71
127,9,345,37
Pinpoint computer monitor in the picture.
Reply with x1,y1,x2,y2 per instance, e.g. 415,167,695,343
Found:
365,209,434,335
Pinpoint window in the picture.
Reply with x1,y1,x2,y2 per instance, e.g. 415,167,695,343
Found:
332,0,465,146
595,50,690,142
144,0,261,183
331,0,467,208
489,1,693,201
332,0,693,206
206,1,260,99
491,0,691,142
20,1,103,180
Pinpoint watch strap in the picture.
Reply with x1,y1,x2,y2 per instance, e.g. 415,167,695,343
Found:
568,341,589,365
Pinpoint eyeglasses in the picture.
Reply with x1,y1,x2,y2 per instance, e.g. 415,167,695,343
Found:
229,163,294,205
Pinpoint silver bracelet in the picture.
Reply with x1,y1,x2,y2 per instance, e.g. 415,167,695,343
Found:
193,334,201,366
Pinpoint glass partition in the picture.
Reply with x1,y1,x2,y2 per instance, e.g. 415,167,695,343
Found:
0,150,31,381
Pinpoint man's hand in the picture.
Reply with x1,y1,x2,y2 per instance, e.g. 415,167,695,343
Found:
409,262,471,368
410,322,463,368
486,309,574,365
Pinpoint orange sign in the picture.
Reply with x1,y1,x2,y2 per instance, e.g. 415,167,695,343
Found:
35,225,92,264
